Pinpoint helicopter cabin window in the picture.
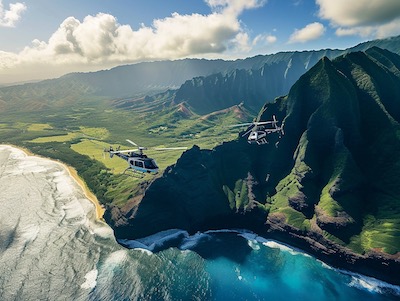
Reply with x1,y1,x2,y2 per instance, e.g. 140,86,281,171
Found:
134,160,144,168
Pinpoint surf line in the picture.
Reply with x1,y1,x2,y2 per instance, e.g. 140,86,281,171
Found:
7,144,106,220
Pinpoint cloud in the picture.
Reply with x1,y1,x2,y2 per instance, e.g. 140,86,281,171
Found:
316,0,400,27
206,0,266,16
0,0,267,83
0,0,26,27
289,22,325,43
316,0,400,38
253,34,277,45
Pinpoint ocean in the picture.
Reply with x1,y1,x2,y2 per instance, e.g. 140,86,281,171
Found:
0,145,399,301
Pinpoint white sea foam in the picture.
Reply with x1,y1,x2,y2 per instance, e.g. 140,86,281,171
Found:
349,276,381,293
18,224,40,244
134,248,153,256
21,160,49,173
247,239,260,251
317,259,334,270
8,158,49,176
263,241,296,253
0,145,145,300
317,258,400,296
6,147,25,159
60,197,87,224
81,269,98,290
53,172,75,196
347,273,400,296
92,224,114,239
105,250,128,265
263,240,311,258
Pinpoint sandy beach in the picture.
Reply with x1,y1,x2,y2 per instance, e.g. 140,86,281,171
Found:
8,144,105,220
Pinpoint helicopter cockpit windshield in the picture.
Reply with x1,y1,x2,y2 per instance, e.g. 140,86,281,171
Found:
143,158,158,170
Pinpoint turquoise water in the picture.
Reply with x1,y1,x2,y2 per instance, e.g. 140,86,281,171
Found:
1,144,399,301
190,232,400,301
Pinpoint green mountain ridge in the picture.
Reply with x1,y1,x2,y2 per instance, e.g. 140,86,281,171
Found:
107,47,400,284
1,35,400,115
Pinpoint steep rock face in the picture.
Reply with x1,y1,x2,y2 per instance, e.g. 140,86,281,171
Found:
107,47,400,283
173,53,335,115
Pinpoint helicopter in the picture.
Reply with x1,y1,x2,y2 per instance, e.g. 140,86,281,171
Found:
104,139,187,176
230,115,284,145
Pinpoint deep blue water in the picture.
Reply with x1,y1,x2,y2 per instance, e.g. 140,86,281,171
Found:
1,145,399,301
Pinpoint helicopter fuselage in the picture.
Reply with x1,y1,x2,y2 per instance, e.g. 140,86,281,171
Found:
105,139,186,175
248,131,267,144
115,152,159,174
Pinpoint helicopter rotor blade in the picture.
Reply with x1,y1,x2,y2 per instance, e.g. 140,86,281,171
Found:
253,121,274,126
154,147,187,151
111,148,139,153
228,122,255,128
126,139,138,146
242,127,255,137
230,121,274,128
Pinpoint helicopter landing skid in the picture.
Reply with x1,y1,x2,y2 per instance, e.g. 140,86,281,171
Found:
122,168,144,178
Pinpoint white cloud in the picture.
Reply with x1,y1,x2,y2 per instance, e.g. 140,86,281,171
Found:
289,22,325,43
316,0,400,38
375,18,400,38
293,0,303,7
253,34,277,45
233,32,251,52
335,27,373,38
265,35,277,44
317,0,400,27
206,0,266,16
0,0,267,83
0,0,26,27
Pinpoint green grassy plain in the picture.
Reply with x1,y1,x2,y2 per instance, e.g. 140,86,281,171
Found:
0,95,246,207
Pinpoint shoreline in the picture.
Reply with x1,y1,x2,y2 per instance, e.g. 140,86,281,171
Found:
6,144,105,220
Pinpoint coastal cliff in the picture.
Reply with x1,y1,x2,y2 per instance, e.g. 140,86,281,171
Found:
105,47,400,285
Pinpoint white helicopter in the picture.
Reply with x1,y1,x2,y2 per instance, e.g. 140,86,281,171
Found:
104,139,187,176
231,115,284,145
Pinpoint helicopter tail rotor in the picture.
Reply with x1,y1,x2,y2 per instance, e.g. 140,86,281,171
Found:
272,115,278,128
104,146,115,158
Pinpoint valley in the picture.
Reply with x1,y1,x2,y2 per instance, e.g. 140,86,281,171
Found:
0,92,248,207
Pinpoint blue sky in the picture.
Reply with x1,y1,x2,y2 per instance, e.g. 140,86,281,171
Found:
1,0,400,84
